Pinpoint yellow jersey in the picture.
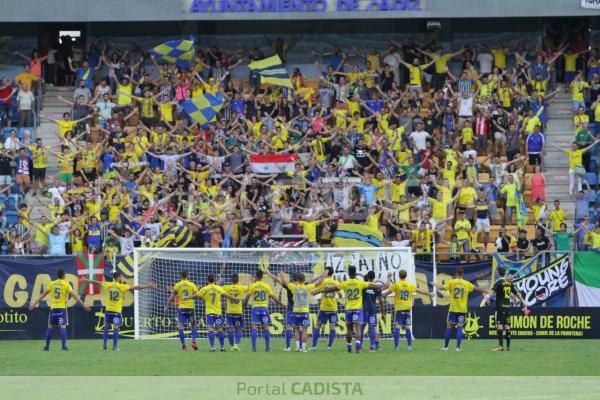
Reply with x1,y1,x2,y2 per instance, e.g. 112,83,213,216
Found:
407,65,423,85
432,54,451,74
223,284,247,314
444,278,474,313
56,120,77,138
299,220,319,243
248,281,274,308
173,279,199,309
29,146,48,168
339,279,369,311
571,81,589,102
81,148,97,169
288,283,315,313
47,279,73,309
491,48,507,69
316,278,340,312
198,284,226,315
57,152,75,174
565,149,584,169
102,281,130,313
390,280,416,311
454,219,471,241
549,209,566,232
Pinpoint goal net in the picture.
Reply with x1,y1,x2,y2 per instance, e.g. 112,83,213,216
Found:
133,247,416,340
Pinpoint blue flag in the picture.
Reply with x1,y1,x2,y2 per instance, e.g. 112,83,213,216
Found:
149,39,195,69
181,92,225,126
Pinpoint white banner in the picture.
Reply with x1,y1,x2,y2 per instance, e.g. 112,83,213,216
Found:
325,247,416,284
581,0,600,9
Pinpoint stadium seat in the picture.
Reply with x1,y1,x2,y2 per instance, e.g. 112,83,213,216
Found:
19,127,34,140
586,172,597,186
2,127,15,140
6,210,18,226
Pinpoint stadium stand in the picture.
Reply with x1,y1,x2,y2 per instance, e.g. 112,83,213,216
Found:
0,30,598,261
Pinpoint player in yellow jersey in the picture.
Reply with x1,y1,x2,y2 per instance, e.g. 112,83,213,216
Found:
313,266,391,353
275,271,325,352
311,267,340,351
183,274,238,352
82,272,155,350
223,274,247,351
383,269,432,351
165,270,199,350
29,269,90,351
242,269,285,352
434,267,485,351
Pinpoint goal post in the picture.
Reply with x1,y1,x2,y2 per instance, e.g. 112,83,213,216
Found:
133,247,416,340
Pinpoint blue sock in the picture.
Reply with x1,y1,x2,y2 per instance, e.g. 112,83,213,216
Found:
346,341,352,351
369,326,376,349
264,329,271,350
456,327,463,349
227,331,235,346
251,328,258,351
406,328,412,347
312,328,321,348
178,328,185,347
112,328,119,349
328,329,335,348
218,331,225,348
444,327,453,348
298,331,303,350
235,330,242,344
355,339,361,351
393,328,400,348
285,329,292,349
60,327,67,349
102,326,109,348
45,327,53,348
191,326,197,343
208,331,215,348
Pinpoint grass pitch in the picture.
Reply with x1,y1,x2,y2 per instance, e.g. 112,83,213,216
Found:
2,339,599,376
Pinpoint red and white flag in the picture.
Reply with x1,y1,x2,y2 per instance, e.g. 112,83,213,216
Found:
249,154,298,174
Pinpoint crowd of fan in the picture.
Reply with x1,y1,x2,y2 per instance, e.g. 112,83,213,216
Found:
1,32,600,261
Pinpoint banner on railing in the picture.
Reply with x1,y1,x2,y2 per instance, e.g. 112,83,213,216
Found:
514,255,572,307
0,257,77,308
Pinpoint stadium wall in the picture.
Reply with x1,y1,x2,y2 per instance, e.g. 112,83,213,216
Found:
0,0,598,22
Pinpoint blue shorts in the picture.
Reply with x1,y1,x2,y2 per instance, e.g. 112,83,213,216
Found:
48,308,68,326
105,312,123,327
345,309,363,324
178,308,196,325
363,311,378,326
206,314,224,328
226,314,244,328
565,71,576,83
317,311,338,325
394,310,411,326
293,312,310,328
285,310,294,327
448,312,466,325
251,307,271,325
